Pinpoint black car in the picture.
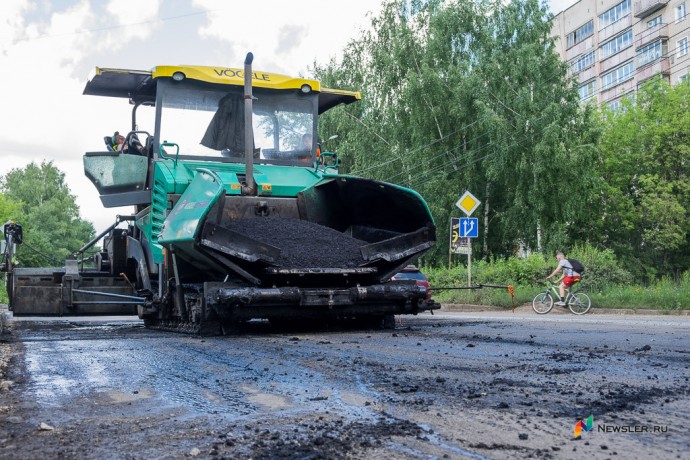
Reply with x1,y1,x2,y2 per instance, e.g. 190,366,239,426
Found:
391,265,432,304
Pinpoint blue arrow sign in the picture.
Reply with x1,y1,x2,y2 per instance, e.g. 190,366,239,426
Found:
459,218,478,238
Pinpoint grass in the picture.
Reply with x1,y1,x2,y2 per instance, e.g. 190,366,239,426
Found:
433,278,690,311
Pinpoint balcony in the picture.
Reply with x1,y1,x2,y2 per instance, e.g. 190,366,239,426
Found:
566,36,594,61
634,0,670,18
636,57,671,82
599,47,636,73
577,65,598,83
601,78,635,102
635,23,668,49
599,15,633,42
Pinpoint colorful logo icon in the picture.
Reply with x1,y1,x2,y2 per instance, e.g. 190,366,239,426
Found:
574,415,594,439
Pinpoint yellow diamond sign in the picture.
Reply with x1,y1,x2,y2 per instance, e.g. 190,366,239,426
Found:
456,191,480,216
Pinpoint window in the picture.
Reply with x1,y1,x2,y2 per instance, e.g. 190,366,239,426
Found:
600,29,633,60
675,2,687,21
566,20,594,48
601,61,635,90
678,37,689,56
679,73,689,83
647,15,662,28
570,51,596,73
608,99,622,112
157,80,317,163
637,40,666,67
578,80,597,101
599,0,632,30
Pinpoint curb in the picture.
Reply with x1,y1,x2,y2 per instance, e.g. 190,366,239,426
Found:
440,304,690,316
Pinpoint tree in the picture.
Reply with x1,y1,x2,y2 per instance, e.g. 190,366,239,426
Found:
0,161,95,267
597,78,690,278
0,193,21,226
314,0,599,264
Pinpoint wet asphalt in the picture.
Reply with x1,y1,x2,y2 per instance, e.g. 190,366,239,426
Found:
0,310,689,459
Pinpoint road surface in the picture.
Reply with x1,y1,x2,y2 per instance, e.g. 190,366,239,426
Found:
0,309,688,459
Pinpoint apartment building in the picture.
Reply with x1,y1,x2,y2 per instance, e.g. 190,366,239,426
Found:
551,0,690,109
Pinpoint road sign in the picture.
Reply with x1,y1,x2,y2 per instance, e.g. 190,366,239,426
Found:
454,238,471,254
450,218,471,254
455,191,480,216
459,217,479,238
450,218,460,248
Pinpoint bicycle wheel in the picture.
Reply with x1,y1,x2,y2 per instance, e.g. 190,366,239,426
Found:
532,292,554,314
568,291,592,315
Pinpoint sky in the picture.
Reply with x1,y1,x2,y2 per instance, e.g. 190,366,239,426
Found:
0,0,576,234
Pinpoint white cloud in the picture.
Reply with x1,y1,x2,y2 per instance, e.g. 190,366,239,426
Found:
0,0,32,54
102,0,163,49
0,0,155,232
192,0,382,76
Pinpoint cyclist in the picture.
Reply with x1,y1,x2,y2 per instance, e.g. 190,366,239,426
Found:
546,251,581,306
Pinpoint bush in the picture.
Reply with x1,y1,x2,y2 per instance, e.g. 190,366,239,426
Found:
425,244,635,306
566,243,632,291
425,255,548,306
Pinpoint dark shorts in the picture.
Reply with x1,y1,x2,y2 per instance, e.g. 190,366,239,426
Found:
563,276,581,287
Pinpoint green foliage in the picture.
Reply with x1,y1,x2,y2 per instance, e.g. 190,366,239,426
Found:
589,273,690,311
597,78,690,278
425,256,546,307
425,250,688,310
425,244,633,305
0,194,21,224
314,0,599,265
565,243,632,291
0,161,95,268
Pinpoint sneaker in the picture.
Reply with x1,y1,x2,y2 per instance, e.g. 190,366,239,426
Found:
555,301,566,306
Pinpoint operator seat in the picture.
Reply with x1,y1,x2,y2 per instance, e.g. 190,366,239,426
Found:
103,136,116,152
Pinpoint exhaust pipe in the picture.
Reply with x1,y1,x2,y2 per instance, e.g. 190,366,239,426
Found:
243,52,256,195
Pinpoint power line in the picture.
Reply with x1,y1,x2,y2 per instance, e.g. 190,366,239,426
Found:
404,110,561,190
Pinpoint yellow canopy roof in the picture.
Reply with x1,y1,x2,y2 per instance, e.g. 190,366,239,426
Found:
83,65,360,113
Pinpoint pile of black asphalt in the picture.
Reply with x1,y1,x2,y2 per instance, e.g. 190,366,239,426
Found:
224,218,368,268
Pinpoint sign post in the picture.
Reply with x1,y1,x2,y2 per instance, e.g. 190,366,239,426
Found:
454,191,481,286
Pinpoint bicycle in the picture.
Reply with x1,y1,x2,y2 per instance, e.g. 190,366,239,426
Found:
532,280,592,315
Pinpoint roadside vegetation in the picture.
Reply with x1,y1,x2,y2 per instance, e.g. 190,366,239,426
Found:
423,246,690,311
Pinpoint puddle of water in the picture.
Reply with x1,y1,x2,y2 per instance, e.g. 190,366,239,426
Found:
105,388,153,403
